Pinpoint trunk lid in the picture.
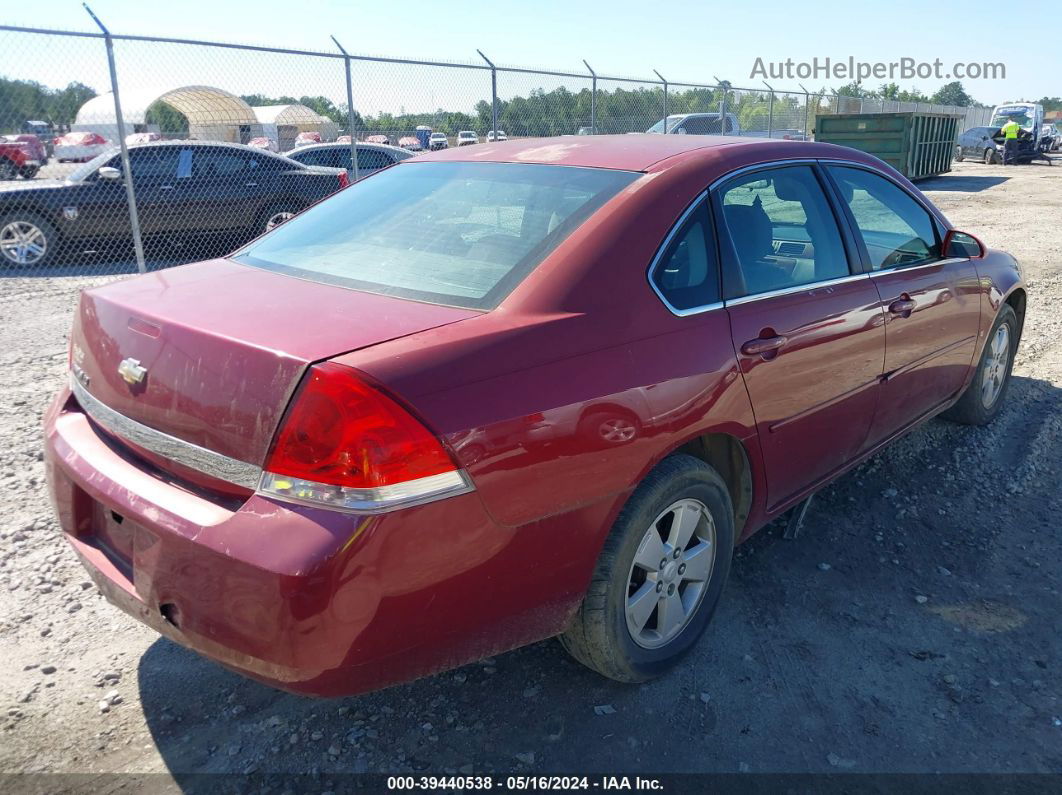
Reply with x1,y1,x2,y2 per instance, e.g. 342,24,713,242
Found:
70,258,478,471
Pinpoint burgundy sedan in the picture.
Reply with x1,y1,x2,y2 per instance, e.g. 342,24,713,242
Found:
44,135,1025,695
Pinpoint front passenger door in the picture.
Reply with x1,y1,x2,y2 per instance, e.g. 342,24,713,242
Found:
824,165,981,446
716,165,885,510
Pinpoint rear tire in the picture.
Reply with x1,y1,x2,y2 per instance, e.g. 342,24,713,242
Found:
941,304,1017,426
560,454,734,683
19,166,39,179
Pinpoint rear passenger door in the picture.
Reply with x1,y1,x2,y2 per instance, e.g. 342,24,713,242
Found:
190,147,263,231
715,164,886,509
823,164,981,446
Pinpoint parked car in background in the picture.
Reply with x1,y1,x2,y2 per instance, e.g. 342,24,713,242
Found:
397,136,423,152
293,131,322,147
43,135,1023,696
456,130,479,146
768,129,807,141
486,130,508,142
247,136,279,152
0,141,348,269
646,113,740,135
284,141,413,177
429,132,449,150
955,126,1002,164
53,131,110,163
577,125,598,135
0,137,44,179
125,132,163,146
366,134,391,145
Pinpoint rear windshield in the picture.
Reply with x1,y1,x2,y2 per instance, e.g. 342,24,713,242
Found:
233,161,638,309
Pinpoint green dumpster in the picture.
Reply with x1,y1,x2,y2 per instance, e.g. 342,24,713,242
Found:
814,112,963,180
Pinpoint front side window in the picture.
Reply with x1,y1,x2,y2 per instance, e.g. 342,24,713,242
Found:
717,165,849,298
827,165,940,270
128,147,181,181
650,203,719,311
234,162,638,309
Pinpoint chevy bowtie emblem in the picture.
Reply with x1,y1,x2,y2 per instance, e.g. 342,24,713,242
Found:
117,357,147,385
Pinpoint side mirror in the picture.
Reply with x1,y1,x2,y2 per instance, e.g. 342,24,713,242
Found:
97,166,122,181
943,229,985,259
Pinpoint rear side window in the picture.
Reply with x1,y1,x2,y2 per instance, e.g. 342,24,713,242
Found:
649,202,719,311
826,165,940,269
358,148,393,170
234,162,638,309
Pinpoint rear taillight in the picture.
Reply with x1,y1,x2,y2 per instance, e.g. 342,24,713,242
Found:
338,171,350,189
258,363,471,513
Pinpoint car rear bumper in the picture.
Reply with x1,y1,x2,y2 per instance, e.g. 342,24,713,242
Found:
44,387,595,696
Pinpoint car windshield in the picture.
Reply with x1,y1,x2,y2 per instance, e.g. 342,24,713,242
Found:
233,161,638,309
66,149,119,182
992,110,1033,130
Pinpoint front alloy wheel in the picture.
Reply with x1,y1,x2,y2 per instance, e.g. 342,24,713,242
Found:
980,323,1011,409
0,219,49,267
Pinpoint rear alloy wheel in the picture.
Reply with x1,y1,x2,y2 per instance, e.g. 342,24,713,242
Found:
942,304,1017,426
560,454,734,682
0,213,57,269
954,145,964,162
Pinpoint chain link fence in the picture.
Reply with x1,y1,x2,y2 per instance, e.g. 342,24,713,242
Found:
0,22,990,279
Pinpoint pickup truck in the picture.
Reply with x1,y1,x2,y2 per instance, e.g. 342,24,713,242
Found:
0,137,45,180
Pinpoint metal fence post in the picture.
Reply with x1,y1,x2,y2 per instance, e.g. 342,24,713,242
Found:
763,81,774,138
798,83,811,140
330,36,359,183
477,50,498,140
714,77,730,135
653,70,668,132
83,4,145,274
583,60,596,134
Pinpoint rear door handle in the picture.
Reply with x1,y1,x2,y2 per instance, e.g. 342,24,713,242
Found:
889,298,917,315
741,335,788,356
158,185,173,191
244,182,258,187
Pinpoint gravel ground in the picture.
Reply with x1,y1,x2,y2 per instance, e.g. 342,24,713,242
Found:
1,158,1061,783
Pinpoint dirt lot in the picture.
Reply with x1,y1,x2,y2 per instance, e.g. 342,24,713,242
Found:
1,158,1061,784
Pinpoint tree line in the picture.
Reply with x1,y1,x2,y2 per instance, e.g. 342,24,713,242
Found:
4,74,1054,140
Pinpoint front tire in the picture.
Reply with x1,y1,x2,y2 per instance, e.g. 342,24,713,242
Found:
560,454,734,683
954,146,964,162
984,147,998,165
941,304,1017,426
257,201,302,234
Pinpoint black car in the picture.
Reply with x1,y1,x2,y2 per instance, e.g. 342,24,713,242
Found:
955,126,1002,165
0,141,347,269
284,142,413,176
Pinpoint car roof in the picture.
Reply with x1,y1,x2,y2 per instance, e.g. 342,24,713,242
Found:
412,134,841,171
291,141,409,155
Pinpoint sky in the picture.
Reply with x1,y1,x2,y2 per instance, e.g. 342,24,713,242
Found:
1,0,1056,113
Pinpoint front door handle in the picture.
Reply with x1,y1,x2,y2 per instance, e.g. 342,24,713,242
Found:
244,182,258,187
889,298,917,316
741,335,788,357
158,185,174,191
